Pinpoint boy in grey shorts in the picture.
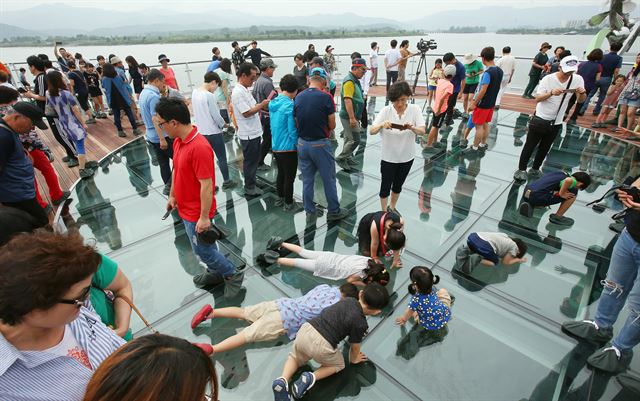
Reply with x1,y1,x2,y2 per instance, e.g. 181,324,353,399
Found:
272,283,390,401
190,283,358,354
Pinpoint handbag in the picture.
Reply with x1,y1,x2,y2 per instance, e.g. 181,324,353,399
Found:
115,293,158,334
625,79,640,101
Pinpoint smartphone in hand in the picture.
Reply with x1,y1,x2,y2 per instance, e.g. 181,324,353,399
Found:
390,123,409,130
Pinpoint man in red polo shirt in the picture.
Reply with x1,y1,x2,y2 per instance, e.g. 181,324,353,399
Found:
157,98,238,288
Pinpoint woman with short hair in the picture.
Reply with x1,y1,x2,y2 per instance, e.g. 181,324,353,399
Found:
0,231,125,401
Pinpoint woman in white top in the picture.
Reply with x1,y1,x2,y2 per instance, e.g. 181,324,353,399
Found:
370,81,426,213
213,59,233,123
273,241,390,287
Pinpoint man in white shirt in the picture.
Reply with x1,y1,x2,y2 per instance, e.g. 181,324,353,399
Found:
384,39,401,102
369,41,379,86
192,71,237,190
231,62,269,196
495,46,516,108
514,56,586,181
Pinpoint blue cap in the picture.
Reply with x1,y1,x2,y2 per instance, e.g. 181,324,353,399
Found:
309,67,327,79
352,58,369,69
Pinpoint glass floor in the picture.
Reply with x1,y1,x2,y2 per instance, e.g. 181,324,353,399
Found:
55,97,640,401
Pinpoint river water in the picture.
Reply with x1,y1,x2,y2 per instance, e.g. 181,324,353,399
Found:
3,33,639,92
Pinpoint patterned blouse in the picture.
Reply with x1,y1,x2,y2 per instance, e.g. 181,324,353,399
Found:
409,290,451,330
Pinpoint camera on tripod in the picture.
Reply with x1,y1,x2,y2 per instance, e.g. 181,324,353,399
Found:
416,38,437,53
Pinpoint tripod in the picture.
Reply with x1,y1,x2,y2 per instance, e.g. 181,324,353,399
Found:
411,51,429,112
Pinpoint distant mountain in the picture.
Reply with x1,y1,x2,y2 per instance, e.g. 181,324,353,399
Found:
0,23,41,39
0,3,605,39
409,6,601,31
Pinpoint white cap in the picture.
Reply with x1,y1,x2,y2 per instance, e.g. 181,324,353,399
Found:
559,56,579,73
443,64,457,77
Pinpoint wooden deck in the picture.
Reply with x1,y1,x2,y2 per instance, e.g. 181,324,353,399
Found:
34,91,637,206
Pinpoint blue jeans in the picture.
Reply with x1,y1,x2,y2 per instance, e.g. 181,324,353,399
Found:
588,76,613,115
240,137,261,190
594,228,640,351
112,104,137,132
204,134,230,182
298,138,340,214
182,219,236,278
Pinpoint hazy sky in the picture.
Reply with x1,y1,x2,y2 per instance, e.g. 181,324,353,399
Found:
1,0,608,20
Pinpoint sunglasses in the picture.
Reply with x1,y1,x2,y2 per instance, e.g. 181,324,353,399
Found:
59,286,91,308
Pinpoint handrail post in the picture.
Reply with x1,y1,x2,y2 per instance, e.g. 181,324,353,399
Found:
184,62,194,93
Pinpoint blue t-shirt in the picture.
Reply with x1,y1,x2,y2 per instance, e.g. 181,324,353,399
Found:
578,61,603,91
139,85,164,143
451,60,466,93
409,290,451,330
294,88,335,141
601,52,623,78
206,59,221,73
276,284,341,339
476,66,503,109
0,124,35,202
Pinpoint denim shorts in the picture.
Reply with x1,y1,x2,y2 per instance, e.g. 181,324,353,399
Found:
618,96,640,108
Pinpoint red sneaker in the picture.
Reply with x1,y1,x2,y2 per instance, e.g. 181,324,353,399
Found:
193,342,214,356
190,304,213,329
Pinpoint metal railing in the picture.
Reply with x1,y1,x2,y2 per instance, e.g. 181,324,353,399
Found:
7,52,636,97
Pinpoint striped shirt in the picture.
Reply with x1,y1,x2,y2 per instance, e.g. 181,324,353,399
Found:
0,306,125,401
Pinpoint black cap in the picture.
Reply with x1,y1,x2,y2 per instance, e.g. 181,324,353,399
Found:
12,101,47,129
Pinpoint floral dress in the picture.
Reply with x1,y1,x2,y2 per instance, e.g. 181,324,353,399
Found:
409,290,452,330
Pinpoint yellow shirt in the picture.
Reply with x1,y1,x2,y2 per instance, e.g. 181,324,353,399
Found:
343,81,355,98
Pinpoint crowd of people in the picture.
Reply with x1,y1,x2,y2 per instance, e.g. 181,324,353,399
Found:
0,36,639,400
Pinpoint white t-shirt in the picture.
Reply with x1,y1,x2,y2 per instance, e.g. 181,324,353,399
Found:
314,253,369,280
43,325,93,370
535,73,586,125
477,232,519,257
191,88,225,136
360,70,372,96
496,55,516,76
369,49,379,68
373,103,425,163
384,49,401,72
231,84,263,140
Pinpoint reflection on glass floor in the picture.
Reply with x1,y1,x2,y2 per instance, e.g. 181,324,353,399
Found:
55,97,640,401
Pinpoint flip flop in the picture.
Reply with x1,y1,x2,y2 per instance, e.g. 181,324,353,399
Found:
190,304,213,329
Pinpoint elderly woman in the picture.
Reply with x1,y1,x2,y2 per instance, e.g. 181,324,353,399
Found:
369,81,426,214
0,231,125,401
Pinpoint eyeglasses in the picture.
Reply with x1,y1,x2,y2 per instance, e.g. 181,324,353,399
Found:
59,286,91,308
157,119,170,128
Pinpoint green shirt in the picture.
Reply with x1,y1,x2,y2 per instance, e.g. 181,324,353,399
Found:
465,60,484,85
91,254,133,341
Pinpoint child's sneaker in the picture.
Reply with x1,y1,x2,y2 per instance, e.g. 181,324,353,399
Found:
518,202,533,218
272,378,291,401
292,372,316,399
549,214,574,226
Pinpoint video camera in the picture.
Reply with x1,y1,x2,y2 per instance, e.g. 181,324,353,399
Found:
416,38,437,53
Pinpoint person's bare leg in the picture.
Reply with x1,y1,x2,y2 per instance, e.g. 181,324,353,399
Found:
481,123,489,145
280,242,303,254
212,307,245,320
313,365,339,381
555,196,576,217
427,127,438,146
78,154,86,170
463,94,469,113
212,332,248,353
626,107,637,130
380,197,388,211
280,355,301,382
472,124,485,148
463,126,472,140
277,257,298,267
618,105,628,128
390,191,400,210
